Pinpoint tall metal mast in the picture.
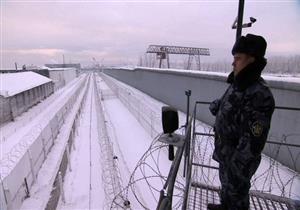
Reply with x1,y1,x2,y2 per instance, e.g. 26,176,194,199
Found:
236,0,245,40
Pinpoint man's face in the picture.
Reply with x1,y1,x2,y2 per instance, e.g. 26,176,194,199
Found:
232,53,255,76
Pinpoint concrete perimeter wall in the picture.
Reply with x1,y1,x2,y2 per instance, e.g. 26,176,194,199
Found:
103,67,300,172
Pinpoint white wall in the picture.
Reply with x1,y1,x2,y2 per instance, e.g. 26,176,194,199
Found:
49,69,77,91
64,69,77,84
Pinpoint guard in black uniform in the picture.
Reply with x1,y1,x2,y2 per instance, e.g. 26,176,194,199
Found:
208,34,275,210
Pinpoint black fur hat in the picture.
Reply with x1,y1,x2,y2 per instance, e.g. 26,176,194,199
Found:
232,34,267,58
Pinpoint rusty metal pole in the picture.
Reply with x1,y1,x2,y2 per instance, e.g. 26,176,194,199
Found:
236,0,245,40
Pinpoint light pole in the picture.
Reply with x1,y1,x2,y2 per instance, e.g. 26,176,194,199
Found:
232,0,257,40
236,0,245,40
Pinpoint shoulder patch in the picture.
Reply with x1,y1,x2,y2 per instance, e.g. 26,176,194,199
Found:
251,121,264,137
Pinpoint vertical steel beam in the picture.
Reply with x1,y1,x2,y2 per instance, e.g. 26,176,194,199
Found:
159,57,163,68
167,53,170,68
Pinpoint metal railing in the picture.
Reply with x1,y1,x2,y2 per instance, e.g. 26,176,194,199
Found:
181,101,300,210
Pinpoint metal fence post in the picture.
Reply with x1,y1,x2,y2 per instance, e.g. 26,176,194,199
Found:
58,171,65,203
27,150,36,183
41,137,47,159
0,176,9,208
66,143,72,172
150,111,154,138
72,129,76,151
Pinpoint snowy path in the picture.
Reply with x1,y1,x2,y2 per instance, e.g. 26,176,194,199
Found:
56,74,172,209
57,75,104,210
97,75,175,209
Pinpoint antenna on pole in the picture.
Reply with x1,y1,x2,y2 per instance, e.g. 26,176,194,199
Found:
236,0,245,40
232,0,257,40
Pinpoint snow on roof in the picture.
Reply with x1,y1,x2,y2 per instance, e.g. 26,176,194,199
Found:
0,71,52,97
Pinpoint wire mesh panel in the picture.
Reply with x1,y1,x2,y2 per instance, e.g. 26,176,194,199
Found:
183,100,300,210
188,183,220,210
188,182,298,210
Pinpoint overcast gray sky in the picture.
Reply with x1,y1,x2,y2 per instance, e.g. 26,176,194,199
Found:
2,0,300,68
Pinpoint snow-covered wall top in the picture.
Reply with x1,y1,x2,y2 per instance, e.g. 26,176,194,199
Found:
111,66,300,91
0,71,52,97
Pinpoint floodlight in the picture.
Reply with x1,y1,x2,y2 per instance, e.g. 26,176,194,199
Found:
162,106,179,134
161,106,180,161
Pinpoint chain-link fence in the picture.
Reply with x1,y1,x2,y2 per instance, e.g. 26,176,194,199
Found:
100,73,162,138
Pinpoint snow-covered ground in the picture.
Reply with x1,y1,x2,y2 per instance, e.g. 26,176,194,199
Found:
16,73,177,210
56,75,104,210
98,78,172,209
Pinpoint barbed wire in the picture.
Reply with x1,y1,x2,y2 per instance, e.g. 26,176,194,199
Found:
94,75,127,209
109,134,185,210
191,124,300,201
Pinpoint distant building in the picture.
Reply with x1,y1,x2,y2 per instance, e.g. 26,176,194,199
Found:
0,72,54,125
43,64,80,90
47,67,78,90
1,63,80,91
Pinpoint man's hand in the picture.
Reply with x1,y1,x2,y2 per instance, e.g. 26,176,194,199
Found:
209,99,221,116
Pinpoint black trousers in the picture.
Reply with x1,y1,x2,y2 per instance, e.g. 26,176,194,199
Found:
219,157,261,210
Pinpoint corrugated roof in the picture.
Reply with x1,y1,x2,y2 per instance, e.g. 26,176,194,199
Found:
0,71,52,98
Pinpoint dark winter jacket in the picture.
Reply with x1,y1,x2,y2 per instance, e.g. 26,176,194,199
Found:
210,58,275,168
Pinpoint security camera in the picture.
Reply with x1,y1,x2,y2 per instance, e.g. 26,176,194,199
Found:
250,17,257,23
